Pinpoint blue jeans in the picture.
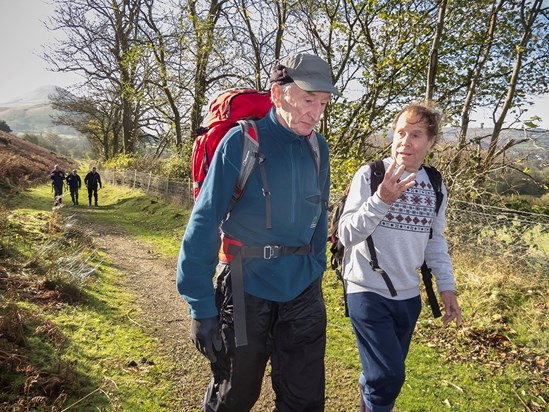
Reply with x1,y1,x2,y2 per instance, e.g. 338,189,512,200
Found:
347,292,421,412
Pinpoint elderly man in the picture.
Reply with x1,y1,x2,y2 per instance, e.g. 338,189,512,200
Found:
176,53,339,411
339,102,461,412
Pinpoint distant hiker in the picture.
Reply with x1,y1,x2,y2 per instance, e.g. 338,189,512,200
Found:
66,169,82,205
84,166,102,206
50,164,65,204
338,102,462,412
176,52,339,411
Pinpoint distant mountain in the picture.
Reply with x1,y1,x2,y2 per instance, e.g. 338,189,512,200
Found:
0,86,78,136
442,125,549,142
0,85,62,106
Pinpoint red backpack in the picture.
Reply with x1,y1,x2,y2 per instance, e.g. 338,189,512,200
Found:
191,89,273,200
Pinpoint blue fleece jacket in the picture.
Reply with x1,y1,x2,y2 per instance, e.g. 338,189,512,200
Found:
176,108,330,319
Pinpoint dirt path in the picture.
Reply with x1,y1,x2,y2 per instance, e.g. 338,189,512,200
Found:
83,217,275,411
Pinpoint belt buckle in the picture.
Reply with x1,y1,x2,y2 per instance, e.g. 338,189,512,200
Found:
263,245,280,259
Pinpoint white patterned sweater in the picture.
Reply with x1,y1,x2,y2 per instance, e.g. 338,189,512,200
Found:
338,157,456,299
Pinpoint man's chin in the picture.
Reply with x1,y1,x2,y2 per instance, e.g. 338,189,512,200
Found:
395,156,407,166
395,157,420,172
292,129,314,136
293,123,316,136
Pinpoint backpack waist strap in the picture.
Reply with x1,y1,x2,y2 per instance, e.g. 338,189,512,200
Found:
218,234,312,347
240,244,311,260
219,234,311,262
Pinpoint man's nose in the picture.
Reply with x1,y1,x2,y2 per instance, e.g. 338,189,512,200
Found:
310,103,325,121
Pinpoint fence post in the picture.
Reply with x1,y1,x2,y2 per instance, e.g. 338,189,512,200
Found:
133,170,137,189
166,176,169,195
147,172,152,193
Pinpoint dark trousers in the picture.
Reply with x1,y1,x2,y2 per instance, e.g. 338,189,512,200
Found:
205,265,327,412
70,189,79,205
88,187,98,205
53,184,63,201
347,292,421,412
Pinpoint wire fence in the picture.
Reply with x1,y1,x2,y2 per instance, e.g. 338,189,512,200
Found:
102,169,195,208
103,168,548,267
446,199,548,268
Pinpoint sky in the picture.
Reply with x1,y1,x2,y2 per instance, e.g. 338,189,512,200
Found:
0,0,82,103
1,0,548,129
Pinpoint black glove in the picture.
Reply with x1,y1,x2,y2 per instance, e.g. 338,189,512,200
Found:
190,316,223,363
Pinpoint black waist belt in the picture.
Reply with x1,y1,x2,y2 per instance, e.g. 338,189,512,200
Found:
229,244,312,347
239,244,311,259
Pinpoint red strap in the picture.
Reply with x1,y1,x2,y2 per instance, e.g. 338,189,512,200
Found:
218,234,244,263
247,126,257,141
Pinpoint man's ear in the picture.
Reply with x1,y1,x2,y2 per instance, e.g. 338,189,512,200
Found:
271,83,283,107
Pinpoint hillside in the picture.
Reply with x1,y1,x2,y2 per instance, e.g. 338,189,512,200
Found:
0,141,547,410
0,130,76,193
0,86,78,136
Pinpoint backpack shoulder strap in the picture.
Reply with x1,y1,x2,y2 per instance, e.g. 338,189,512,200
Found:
421,164,444,318
369,159,386,194
233,119,260,199
364,159,397,297
423,164,443,215
229,119,272,229
230,121,322,229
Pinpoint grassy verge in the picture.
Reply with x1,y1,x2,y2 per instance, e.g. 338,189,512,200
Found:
75,185,190,257
2,182,547,411
1,184,184,410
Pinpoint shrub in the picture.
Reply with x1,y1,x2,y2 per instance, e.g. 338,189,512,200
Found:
0,120,12,133
160,147,190,180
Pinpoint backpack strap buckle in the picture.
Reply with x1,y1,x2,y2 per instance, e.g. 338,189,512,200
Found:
263,245,281,259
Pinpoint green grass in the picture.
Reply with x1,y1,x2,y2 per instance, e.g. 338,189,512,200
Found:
400,331,540,411
70,184,189,256
2,184,182,410
49,278,175,411
2,182,547,411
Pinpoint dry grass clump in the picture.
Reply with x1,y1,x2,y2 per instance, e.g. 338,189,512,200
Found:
452,247,548,350
0,303,27,347
47,208,64,234
0,204,9,259
25,215,99,295
0,204,8,232
61,216,95,248
34,319,66,347
4,362,75,409
40,277,84,306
